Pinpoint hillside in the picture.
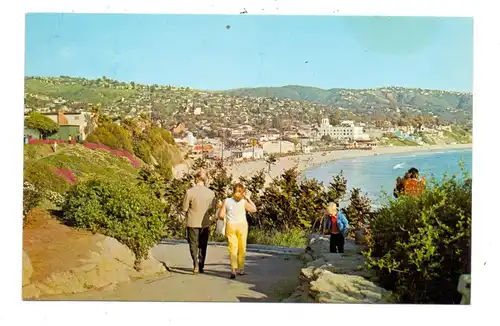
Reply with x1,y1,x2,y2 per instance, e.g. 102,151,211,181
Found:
223,85,472,123
24,144,142,194
25,77,472,139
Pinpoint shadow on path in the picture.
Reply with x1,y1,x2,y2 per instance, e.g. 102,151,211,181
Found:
155,244,303,302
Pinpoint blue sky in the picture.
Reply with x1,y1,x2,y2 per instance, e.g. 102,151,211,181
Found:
25,14,473,92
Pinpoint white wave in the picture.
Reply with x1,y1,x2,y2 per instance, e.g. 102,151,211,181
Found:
392,162,405,170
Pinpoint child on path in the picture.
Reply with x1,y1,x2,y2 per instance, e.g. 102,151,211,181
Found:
324,202,349,253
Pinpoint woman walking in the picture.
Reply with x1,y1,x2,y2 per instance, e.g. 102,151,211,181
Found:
218,183,257,279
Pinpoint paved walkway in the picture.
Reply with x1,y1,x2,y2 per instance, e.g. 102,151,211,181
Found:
46,243,303,302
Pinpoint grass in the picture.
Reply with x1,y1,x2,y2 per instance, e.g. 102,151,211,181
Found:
166,227,308,248
443,127,472,144
24,144,53,161
247,228,307,248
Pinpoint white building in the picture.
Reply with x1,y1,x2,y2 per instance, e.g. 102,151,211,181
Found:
262,140,295,154
316,118,369,141
185,132,196,146
232,147,264,160
231,129,245,137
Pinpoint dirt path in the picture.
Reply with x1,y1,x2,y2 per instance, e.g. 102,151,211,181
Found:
44,243,303,302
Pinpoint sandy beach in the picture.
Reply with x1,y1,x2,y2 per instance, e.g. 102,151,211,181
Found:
174,143,472,183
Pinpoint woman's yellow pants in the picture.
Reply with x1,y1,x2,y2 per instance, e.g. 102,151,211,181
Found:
225,222,248,270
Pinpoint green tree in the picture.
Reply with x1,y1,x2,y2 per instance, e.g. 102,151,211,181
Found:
329,111,342,126
265,154,278,173
321,134,332,143
25,112,60,139
343,188,372,237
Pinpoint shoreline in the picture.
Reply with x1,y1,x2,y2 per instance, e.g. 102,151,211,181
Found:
226,143,472,184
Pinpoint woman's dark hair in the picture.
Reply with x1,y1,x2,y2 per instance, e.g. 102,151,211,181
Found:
408,167,419,174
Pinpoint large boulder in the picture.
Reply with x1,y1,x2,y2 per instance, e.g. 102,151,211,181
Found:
285,233,390,303
309,269,391,303
23,236,166,299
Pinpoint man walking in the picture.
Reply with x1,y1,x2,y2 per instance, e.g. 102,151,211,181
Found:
182,171,216,274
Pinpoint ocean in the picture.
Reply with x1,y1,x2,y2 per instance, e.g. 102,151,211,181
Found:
303,149,472,208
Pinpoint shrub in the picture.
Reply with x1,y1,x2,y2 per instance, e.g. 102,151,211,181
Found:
44,189,66,208
364,169,471,304
24,160,71,193
23,182,43,221
86,122,133,153
343,188,372,237
162,175,193,238
133,140,152,164
62,178,166,263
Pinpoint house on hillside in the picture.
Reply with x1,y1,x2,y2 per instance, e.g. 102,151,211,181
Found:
24,109,89,140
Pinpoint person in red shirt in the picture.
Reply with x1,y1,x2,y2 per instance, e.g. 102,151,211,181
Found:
401,168,426,197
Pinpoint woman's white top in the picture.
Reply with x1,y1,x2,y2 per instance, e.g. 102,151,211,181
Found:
224,197,247,224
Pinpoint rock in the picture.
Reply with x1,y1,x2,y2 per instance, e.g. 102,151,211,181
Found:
300,266,317,281
284,233,390,304
306,258,327,269
299,252,314,263
22,250,33,286
94,236,136,267
309,270,390,303
22,284,41,300
25,235,167,299
41,271,87,295
133,250,166,276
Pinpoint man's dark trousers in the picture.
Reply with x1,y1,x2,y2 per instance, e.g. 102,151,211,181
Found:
187,227,210,271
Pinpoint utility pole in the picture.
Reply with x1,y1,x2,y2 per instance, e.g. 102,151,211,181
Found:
279,128,282,154
252,139,256,159
201,137,205,159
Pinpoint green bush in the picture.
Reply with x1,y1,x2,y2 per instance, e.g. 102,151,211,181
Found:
364,169,471,303
23,182,43,220
133,140,152,164
86,122,133,152
62,178,166,262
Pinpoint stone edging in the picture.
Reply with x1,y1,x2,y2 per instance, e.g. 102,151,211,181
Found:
159,238,303,256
